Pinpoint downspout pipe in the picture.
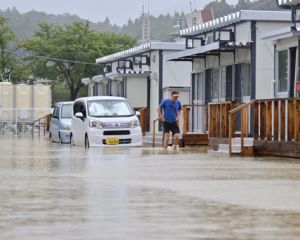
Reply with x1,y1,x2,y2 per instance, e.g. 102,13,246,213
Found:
159,50,163,131
250,21,256,136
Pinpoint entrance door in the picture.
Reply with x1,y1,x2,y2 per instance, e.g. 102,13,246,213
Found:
277,50,289,98
192,72,205,133
276,48,297,98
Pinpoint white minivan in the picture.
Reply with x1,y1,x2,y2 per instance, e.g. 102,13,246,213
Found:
70,96,142,147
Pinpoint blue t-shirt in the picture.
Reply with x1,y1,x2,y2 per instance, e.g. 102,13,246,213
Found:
159,98,182,123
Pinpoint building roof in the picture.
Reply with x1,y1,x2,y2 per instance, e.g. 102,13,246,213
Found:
179,10,291,37
96,42,185,64
260,26,300,42
164,41,252,62
278,0,300,6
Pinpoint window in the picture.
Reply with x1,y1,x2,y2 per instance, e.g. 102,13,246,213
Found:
73,102,84,116
88,100,134,117
278,50,288,92
212,68,219,99
53,106,59,118
61,104,73,118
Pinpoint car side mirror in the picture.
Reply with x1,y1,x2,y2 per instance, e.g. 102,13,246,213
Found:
75,112,83,118
135,111,141,116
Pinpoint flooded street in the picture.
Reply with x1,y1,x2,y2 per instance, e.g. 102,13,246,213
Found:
1,135,300,239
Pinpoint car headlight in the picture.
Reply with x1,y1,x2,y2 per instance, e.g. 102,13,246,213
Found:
130,118,140,128
64,124,71,131
89,119,102,129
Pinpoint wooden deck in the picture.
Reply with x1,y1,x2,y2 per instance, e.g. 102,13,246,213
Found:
183,134,208,146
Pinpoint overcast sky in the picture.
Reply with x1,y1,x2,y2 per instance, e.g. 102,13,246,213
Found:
0,0,239,26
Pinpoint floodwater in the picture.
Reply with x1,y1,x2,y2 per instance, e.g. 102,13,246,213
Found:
1,135,300,240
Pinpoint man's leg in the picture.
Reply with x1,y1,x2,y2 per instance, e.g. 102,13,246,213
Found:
173,133,179,148
164,132,170,149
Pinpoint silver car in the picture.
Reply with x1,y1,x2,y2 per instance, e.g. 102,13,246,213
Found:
49,101,73,143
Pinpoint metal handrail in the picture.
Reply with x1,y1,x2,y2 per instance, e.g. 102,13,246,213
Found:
152,117,160,147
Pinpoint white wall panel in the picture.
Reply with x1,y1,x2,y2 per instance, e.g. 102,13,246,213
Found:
126,78,147,108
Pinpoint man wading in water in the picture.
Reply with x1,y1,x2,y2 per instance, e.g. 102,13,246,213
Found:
157,90,182,150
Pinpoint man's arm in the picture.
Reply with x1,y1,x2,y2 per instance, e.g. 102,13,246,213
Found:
157,106,165,122
175,109,181,124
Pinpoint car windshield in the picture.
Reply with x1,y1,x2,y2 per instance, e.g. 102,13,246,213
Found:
61,104,73,118
88,100,134,117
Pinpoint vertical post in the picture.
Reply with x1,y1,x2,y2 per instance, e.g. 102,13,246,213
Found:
205,106,208,133
158,50,163,132
183,105,188,135
288,100,294,141
15,108,17,134
212,105,216,137
241,108,244,154
250,21,257,136
140,109,144,132
222,104,226,138
294,99,300,141
44,117,45,135
209,105,213,137
273,101,279,141
153,120,156,148
266,101,272,141
216,104,220,138
280,100,286,141
246,105,249,138
260,102,266,140
229,113,232,156
225,103,230,138
254,101,259,140
38,119,40,136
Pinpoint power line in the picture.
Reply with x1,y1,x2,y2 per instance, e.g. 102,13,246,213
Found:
1,49,98,65
250,0,273,9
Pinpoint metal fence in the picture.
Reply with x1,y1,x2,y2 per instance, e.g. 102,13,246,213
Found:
0,108,52,134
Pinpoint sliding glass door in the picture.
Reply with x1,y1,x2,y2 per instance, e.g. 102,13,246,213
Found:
192,72,205,133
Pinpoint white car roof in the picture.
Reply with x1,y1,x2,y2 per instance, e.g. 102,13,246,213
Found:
75,96,127,102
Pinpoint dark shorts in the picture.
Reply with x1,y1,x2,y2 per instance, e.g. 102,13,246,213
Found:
163,121,180,135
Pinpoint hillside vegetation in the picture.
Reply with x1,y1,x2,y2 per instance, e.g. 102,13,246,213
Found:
0,0,283,42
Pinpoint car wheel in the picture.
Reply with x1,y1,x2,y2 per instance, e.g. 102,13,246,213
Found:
59,134,63,144
85,134,89,148
70,134,75,147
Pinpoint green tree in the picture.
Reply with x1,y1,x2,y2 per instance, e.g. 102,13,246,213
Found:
0,14,28,82
21,21,137,100
204,0,234,19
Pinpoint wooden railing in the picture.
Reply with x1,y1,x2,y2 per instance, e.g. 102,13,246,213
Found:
152,117,161,147
228,97,300,156
182,105,208,135
208,101,236,138
137,107,150,133
228,100,255,156
32,114,52,136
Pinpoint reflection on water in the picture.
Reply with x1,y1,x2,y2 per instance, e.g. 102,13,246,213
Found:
0,135,300,239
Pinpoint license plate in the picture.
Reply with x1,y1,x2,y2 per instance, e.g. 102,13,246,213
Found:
106,138,119,145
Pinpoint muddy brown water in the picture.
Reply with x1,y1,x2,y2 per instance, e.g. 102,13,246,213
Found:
1,135,300,239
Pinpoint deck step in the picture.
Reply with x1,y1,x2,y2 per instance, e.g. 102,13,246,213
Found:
142,132,183,147
208,137,254,157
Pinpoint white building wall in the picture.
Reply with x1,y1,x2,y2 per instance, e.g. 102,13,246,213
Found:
126,77,147,108
256,21,292,99
162,51,192,88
